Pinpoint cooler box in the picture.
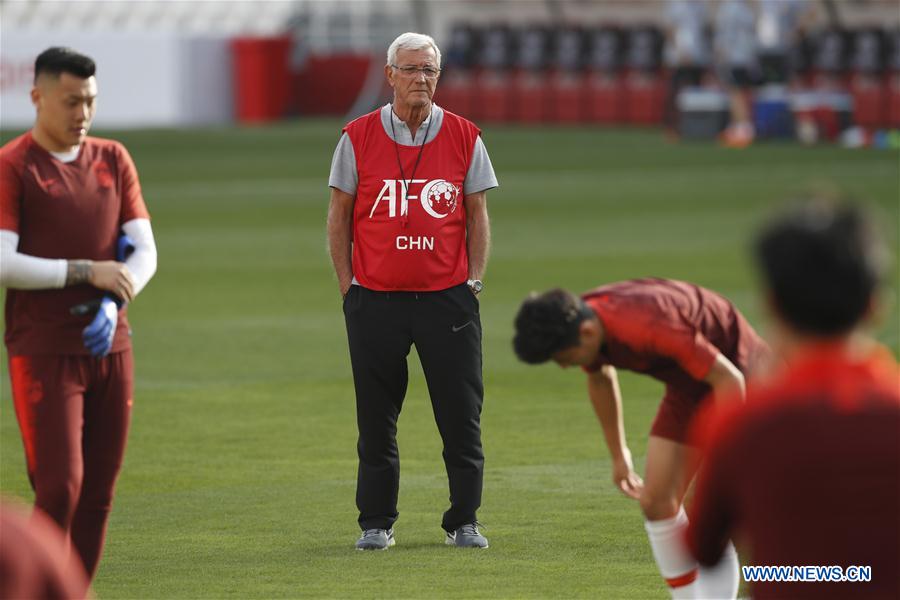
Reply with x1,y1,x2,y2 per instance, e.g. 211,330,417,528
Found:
753,85,794,138
791,90,854,141
676,88,729,139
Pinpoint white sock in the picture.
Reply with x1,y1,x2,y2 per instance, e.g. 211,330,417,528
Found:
645,507,699,599
696,540,740,599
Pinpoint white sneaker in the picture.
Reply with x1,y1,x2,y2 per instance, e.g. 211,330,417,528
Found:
445,523,488,548
355,528,395,550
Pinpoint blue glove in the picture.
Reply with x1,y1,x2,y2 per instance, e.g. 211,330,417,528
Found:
76,233,133,353
117,234,136,262
82,296,118,357
107,233,136,309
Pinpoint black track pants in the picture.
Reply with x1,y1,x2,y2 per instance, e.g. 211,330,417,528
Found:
343,283,484,532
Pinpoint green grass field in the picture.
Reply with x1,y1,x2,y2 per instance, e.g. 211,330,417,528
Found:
1,123,897,598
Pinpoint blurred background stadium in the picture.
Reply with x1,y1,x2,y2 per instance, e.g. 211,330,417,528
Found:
1,1,898,598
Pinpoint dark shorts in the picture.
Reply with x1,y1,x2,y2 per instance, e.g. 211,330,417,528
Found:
723,66,758,89
650,383,710,445
759,52,790,84
672,65,706,88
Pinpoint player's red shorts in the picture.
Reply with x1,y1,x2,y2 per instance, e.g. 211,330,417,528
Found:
651,382,710,444
651,337,771,445
8,350,133,578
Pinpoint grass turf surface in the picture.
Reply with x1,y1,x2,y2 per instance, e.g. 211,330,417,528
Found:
1,123,897,598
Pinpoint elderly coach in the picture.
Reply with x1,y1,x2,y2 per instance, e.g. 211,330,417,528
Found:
327,32,497,551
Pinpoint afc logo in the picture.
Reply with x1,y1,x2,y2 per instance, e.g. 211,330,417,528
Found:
369,179,460,220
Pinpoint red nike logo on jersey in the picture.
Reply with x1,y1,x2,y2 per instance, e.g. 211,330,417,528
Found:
34,175,58,191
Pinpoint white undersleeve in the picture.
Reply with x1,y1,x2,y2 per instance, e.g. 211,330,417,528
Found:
121,218,157,296
0,230,67,289
0,218,157,297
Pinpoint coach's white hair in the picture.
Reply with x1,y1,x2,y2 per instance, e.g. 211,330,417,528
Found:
387,32,442,68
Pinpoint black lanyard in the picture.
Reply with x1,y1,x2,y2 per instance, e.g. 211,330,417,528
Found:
390,105,433,228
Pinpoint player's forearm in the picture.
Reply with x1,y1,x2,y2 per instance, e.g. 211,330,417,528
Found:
713,374,745,404
2,229,140,302
329,233,353,289
0,230,67,289
66,260,92,285
588,366,629,460
326,196,354,292
704,354,746,402
465,193,490,280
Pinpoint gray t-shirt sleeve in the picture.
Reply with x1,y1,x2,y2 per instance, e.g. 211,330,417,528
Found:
463,136,499,195
328,133,358,195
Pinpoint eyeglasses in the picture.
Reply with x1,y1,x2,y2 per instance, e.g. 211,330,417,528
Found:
390,64,441,79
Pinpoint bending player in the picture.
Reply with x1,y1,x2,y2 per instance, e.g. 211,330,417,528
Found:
513,278,770,599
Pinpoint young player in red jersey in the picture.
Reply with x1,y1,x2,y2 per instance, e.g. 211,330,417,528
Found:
687,201,899,600
513,278,770,598
0,47,157,580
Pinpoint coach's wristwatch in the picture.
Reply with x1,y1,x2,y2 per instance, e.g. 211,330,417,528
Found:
467,279,484,295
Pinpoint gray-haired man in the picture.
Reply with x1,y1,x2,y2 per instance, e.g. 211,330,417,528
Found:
327,32,498,550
